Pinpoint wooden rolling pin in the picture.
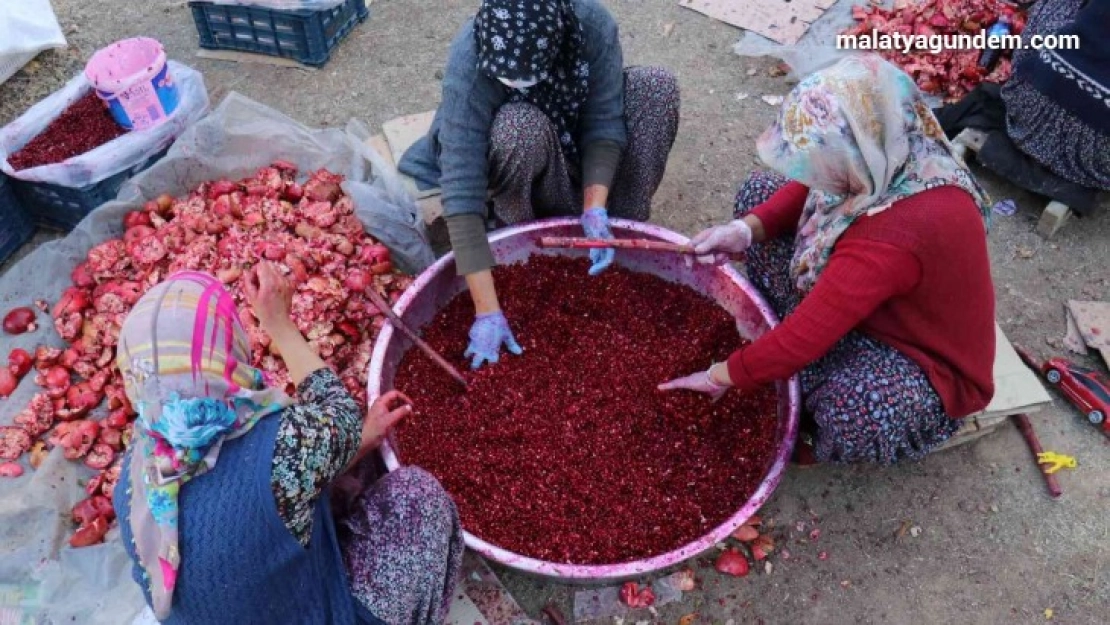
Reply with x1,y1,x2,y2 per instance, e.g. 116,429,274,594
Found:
1011,413,1063,498
363,287,468,389
538,237,697,255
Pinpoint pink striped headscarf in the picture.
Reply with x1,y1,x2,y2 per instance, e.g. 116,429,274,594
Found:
115,272,292,619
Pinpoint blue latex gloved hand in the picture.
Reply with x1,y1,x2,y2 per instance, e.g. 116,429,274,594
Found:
465,311,524,369
581,207,615,276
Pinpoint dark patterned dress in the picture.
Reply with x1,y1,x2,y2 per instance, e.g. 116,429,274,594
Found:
271,368,464,624
488,66,680,224
1001,0,1110,191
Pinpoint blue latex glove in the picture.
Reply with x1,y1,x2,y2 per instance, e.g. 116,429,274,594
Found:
581,207,615,276
465,312,524,369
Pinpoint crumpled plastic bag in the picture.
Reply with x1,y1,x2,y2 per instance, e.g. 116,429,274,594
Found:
732,0,944,106
0,61,210,188
0,0,67,84
732,0,862,80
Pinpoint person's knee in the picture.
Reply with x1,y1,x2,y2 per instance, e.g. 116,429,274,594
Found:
490,103,555,159
734,169,787,217
383,467,458,525
625,66,681,110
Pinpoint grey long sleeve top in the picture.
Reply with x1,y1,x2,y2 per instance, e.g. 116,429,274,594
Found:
398,0,627,275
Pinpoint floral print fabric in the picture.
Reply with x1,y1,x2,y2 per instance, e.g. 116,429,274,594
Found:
270,367,362,546
474,0,589,162
756,54,991,293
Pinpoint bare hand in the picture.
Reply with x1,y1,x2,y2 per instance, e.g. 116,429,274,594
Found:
244,262,294,332
358,390,414,457
658,366,731,402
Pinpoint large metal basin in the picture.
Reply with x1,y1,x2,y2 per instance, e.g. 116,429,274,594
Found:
369,218,800,582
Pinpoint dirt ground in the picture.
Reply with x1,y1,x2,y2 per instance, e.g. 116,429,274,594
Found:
1,1,1108,623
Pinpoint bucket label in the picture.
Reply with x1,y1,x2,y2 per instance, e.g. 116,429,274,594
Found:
116,81,164,131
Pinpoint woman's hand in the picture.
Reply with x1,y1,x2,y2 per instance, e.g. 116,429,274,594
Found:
688,219,754,265
357,390,414,459
658,363,732,402
244,262,294,333
466,311,524,369
581,207,615,275
245,262,326,386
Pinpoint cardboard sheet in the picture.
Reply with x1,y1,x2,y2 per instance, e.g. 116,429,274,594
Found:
679,0,837,44
1066,300,1110,369
970,324,1053,420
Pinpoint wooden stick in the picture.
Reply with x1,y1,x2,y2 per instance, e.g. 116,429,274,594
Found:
538,236,697,254
1011,413,1062,498
364,287,468,389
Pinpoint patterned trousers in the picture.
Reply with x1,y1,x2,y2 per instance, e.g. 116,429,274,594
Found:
335,463,465,625
734,171,961,465
488,66,680,223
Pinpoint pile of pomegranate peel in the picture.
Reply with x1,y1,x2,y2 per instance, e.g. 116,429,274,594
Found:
0,163,414,547
844,0,1027,101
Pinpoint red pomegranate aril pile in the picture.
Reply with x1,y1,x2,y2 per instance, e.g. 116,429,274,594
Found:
844,0,1026,100
8,92,127,171
394,257,779,565
0,162,415,547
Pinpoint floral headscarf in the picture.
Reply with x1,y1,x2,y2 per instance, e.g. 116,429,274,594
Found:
474,0,589,163
116,272,292,620
757,54,991,293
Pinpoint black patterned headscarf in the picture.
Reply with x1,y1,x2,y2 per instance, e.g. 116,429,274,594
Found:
475,0,590,163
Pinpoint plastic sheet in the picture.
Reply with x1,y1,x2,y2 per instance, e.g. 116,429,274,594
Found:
0,92,433,624
732,0,864,80
0,61,210,188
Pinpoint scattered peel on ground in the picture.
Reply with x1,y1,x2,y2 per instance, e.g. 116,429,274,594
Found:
619,582,656,609
715,548,750,577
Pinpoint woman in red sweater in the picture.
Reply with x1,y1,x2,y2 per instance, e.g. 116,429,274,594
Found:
660,55,997,464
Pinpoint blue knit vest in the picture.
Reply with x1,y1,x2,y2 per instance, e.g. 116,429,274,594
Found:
116,414,377,625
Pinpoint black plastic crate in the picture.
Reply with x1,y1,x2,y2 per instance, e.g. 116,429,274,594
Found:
11,147,168,232
0,173,35,265
189,0,369,67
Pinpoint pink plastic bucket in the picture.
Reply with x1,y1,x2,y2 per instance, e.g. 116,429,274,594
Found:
85,37,178,131
369,218,801,582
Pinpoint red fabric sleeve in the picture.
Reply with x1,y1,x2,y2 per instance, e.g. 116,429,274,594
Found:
727,239,922,391
749,181,810,240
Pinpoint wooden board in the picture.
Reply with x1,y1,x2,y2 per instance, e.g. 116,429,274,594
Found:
678,0,837,45
195,49,318,70
939,324,1054,451
971,324,1053,419
382,111,440,199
